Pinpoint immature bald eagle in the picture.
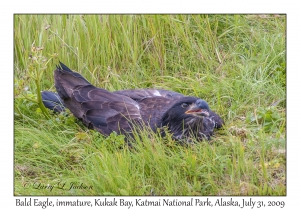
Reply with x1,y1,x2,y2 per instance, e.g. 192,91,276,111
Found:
42,62,223,141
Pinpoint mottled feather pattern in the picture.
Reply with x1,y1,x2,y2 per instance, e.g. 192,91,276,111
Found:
43,62,224,141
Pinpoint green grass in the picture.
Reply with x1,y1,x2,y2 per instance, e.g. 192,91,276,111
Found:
14,14,286,195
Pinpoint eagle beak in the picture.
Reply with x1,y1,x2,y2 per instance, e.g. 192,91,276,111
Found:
185,104,209,117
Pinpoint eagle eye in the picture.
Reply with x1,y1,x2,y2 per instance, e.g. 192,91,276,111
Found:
181,103,189,108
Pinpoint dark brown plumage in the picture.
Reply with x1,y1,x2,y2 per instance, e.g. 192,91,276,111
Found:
42,62,224,142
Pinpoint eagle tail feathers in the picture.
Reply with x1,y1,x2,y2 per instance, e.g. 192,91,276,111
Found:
54,62,91,99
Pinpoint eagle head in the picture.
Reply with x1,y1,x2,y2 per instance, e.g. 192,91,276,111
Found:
161,97,212,141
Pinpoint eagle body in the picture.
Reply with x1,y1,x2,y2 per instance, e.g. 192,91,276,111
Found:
42,62,223,141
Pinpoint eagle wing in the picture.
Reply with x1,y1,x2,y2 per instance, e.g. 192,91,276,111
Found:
114,89,184,129
115,88,224,129
114,89,184,101
71,85,143,135
54,63,143,135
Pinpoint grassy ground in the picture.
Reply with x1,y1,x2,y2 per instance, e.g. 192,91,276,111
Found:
14,14,286,195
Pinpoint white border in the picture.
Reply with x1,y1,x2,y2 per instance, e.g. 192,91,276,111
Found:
4,0,298,209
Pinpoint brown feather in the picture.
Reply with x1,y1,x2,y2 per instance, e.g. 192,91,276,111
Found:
46,62,224,141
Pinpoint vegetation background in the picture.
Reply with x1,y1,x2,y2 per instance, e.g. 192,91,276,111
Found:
14,14,286,195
